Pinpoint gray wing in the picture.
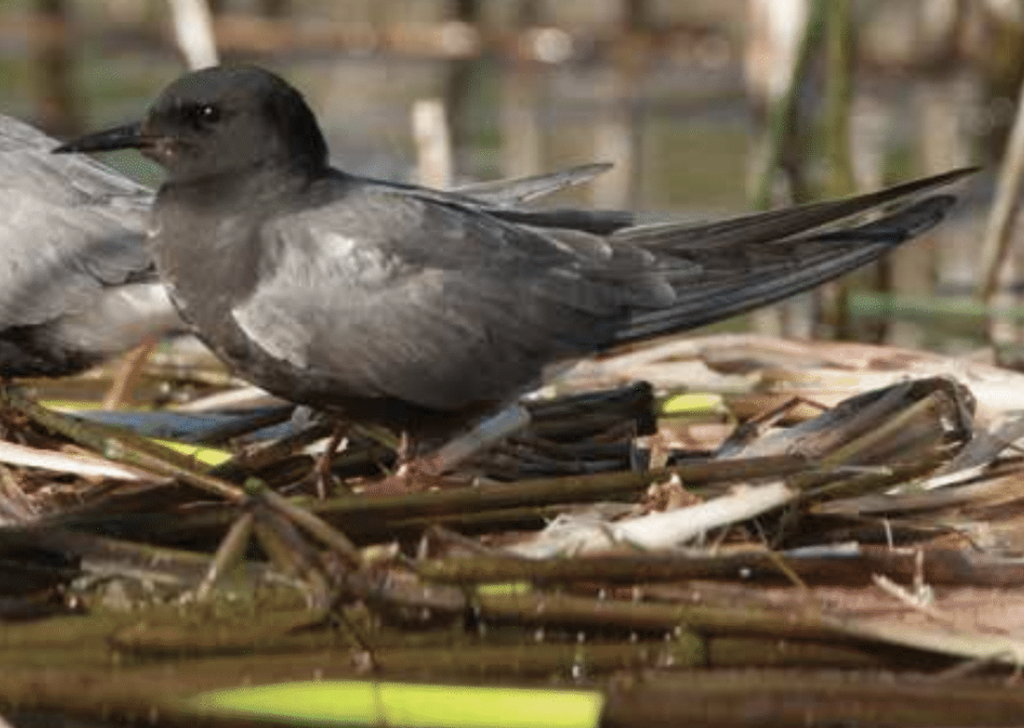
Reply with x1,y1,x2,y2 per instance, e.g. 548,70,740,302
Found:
608,168,975,343
615,194,957,342
231,185,659,410
0,114,155,327
232,169,969,411
613,167,974,250
452,163,612,205
454,162,634,234
351,164,634,235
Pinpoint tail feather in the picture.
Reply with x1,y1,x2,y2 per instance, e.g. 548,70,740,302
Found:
613,167,975,251
612,193,958,344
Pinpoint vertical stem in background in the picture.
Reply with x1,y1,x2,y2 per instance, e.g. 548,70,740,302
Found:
499,0,543,180
746,0,823,337
258,0,291,17
978,67,1024,349
443,0,481,172
33,0,79,137
747,0,824,211
591,0,648,209
978,65,1024,300
822,0,855,199
819,0,857,340
167,0,219,70
413,98,454,188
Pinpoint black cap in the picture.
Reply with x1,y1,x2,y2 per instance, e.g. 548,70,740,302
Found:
57,66,328,182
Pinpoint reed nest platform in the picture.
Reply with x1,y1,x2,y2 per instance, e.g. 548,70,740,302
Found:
0,332,1022,727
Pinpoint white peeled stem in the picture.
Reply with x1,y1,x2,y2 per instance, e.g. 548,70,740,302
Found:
167,0,219,70
508,480,796,559
0,440,150,481
173,385,284,412
412,98,453,189
426,403,532,473
611,481,796,549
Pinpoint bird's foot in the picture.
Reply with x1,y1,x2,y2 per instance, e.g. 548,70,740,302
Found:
361,456,451,497
314,423,349,499
360,406,531,497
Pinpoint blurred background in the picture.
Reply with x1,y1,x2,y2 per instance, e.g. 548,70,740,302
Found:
2,0,1023,355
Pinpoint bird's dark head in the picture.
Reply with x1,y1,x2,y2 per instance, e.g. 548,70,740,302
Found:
56,65,329,182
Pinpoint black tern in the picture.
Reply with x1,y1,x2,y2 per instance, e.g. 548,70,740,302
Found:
0,114,180,378
0,108,602,384
56,65,973,437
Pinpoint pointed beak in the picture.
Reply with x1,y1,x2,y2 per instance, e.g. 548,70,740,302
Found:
53,121,154,154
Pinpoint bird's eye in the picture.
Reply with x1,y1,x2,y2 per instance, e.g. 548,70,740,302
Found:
197,104,220,124
180,102,221,129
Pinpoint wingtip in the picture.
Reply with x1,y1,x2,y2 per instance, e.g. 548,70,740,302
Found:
931,165,982,185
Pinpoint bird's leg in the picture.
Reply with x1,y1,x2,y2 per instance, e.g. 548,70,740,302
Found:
394,430,416,472
314,421,349,499
359,430,428,497
102,339,158,410
419,403,532,474
363,404,532,496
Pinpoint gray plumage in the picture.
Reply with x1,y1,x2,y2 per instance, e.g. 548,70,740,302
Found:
0,114,179,377
0,111,597,380
57,66,971,433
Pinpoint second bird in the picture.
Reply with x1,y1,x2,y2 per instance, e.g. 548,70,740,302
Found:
57,65,971,436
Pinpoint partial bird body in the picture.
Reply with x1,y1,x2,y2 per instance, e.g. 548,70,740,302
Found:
0,110,605,381
56,65,972,436
0,114,179,377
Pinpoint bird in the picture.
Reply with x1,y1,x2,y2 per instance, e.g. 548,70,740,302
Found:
55,65,972,445
0,113,180,378
0,109,604,383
